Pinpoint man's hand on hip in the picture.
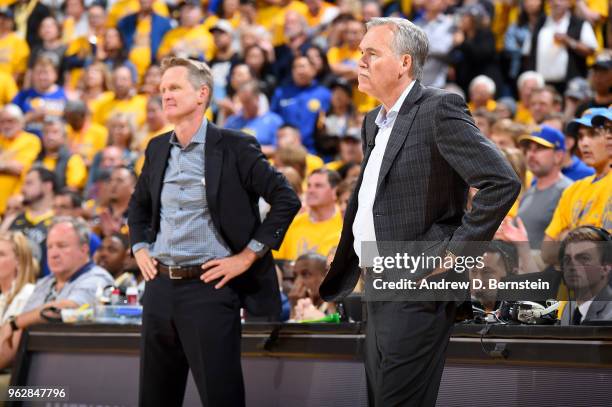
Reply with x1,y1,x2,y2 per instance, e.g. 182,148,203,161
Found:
201,249,258,289
134,248,158,281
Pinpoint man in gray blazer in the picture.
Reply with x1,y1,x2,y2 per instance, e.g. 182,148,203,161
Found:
559,226,612,325
319,17,521,406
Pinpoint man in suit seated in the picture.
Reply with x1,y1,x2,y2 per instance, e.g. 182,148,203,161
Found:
559,226,612,325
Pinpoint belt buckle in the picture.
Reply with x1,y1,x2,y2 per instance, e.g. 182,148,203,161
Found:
168,265,183,280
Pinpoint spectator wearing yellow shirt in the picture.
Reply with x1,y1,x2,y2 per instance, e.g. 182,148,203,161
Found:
77,62,113,113
467,75,497,113
156,1,214,63
515,71,544,124
107,0,169,27
274,168,342,261
38,117,87,191
63,100,108,167
303,0,339,29
544,108,611,247
61,0,88,45
0,8,29,80
92,65,148,129
0,70,17,106
327,132,364,171
327,18,377,113
0,104,41,214
276,124,324,176
117,0,172,80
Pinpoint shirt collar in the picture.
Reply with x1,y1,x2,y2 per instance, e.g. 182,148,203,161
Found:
169,118,208,147
578,299,593,321
374,80,416,129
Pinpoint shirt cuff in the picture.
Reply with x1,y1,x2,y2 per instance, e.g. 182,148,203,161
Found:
132,242,150,254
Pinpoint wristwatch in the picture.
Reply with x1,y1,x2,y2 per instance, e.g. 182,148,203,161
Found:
8,316,19,332
247,239,268,258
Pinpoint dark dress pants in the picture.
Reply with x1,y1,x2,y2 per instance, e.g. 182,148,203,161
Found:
139,275,244,407
365,300,457,407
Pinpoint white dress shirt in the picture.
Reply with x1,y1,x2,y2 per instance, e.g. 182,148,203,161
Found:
353,80,415,264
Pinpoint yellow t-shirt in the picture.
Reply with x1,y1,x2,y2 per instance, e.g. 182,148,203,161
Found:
545,171,612,239
304,1,337,28
92,94,148,128
256,1,309,47
0,32,30,77
0,70,17,106
0,131,41,213
107,0,169,27
129,17,152,81
157,25,215,62
327,45,377,113
586,0,608,47
41,153,88,190
468,99,497,113
273,210,343,261
67,122,109,163
514,102,534,125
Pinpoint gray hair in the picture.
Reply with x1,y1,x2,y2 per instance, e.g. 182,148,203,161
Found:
49,216,91,247
366,17,429,81
469,75,496,95
160,57,214,107
517,70,544,90
1,104,24,123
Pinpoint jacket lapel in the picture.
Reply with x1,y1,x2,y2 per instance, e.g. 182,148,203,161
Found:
204,123,223,230
152,134,172,204
376,82,424,193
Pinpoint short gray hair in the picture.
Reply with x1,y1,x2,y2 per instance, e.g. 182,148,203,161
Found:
2,104,24,122
160,57,214,107
517,70,544,90
366,17,429,81
469,75,496,95
49,216,91,247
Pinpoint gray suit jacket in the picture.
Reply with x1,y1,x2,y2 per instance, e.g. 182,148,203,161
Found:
320,81,522,301
560,285,612,325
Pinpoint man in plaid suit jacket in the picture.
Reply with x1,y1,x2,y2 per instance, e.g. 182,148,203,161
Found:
319,17,521,406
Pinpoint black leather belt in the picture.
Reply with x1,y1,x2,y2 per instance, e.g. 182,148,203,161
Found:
157,263,203,280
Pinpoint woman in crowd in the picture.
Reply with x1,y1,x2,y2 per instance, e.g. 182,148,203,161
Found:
0,231,38,325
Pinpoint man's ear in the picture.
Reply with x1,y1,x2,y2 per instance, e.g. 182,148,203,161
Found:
401,54,412,76
198,85,210,106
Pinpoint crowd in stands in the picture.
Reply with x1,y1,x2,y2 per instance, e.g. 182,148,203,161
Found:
0,0,610,368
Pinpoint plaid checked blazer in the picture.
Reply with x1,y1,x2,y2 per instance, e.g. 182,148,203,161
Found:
320,81,522,301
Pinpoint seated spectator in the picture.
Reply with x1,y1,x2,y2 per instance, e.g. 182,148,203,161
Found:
563,77,591,121
0,216,113,368
468,75,497,113
274,168,342,261
85,145,125,202
541,112,595,181
156,0,214,62
26,16,66,80
271,55,331,154
95,232,138,286
243,44,277,100
9,167,56,268
545,108,611,242
117,0,172,80
494,97,517,120
225,81,283,157
139,64,162,97
91,65,147,129
277,124,324,176
529,86,561,125
289,253,335,321
336,177,357,218
37,117,88,191
317,77,356,156
472,108,497,138
12,54,67,137
559,226,612,325
327,130,363,171
515,126,573,249
94,166,135,239
0,104,41,214
0,8,29,82
53,188,101,256
75,62,113,111
514,71,544,124
471,241,518,314
591,108,611,157
208,20,241,117
64,100,109,167
304,45,337,89
0,231,38,324
489,119,524,149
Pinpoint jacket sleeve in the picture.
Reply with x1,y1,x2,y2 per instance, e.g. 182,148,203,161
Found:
127,141,154,248
434,92,521,256
235,136,301,250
